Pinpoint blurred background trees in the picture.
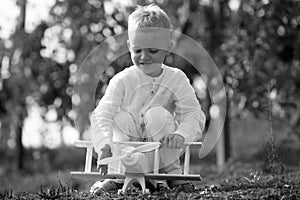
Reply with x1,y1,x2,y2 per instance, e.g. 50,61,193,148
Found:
0,0,299,173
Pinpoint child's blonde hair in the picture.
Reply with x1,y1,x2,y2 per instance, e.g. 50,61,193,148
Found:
128,4,171,30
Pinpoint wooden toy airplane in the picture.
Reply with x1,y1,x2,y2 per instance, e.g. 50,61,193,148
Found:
71,140,203,194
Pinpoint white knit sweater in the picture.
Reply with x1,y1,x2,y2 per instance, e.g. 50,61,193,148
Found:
91,64,206,154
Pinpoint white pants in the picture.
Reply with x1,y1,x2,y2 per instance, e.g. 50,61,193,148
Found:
108,106,182,175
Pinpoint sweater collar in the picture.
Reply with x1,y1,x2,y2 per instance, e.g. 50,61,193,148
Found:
134,64,166,82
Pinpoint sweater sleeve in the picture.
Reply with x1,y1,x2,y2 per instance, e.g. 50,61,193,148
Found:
90,74,124,155
173,71,206,142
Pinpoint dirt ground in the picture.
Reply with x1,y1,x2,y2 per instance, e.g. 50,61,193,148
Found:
1,161,299,200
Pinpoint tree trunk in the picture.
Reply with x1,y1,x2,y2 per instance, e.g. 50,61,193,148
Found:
15,0,27,171
224,93,231,160
209,0,231,161
16,117,24,170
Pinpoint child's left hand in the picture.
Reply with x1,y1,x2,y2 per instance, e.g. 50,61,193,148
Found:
159,134,185,149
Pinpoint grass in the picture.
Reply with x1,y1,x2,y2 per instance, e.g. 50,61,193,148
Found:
1,161,300,199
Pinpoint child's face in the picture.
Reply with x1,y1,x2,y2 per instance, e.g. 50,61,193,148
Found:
128,29,171,77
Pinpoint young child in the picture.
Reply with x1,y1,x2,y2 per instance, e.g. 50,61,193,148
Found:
90,4,206,194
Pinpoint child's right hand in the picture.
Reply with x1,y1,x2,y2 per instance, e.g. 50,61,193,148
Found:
97,144,112,175
160,133,185,149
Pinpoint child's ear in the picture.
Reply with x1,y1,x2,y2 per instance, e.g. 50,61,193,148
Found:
127,40,130,50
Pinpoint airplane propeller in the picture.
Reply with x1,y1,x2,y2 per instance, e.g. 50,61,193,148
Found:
97,142,159,165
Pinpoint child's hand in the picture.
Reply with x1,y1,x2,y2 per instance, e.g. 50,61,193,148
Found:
97,144,112,175
159,134,185,149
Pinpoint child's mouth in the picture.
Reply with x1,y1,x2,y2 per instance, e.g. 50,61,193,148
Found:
140,62,150,66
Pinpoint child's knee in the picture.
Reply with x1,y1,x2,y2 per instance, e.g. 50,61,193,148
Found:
113,111,137,140
144,106,175,140
144,106,173,127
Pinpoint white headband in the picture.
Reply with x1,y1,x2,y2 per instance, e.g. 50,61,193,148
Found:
128,27,171,51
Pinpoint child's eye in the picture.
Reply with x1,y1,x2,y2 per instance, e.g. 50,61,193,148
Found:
149,49,158,54
134,49,142,53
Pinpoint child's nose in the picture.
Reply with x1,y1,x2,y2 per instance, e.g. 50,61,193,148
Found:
140,50,149,59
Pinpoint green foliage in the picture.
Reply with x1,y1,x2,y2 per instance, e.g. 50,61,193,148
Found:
1,161,300,199
2,171,300,199
262,87,285,174
0,0,299,173
263,134,285,174
0,146,86,174
38,180,73,200
220,0,300,122
24,147,86,173
0,189,13,199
